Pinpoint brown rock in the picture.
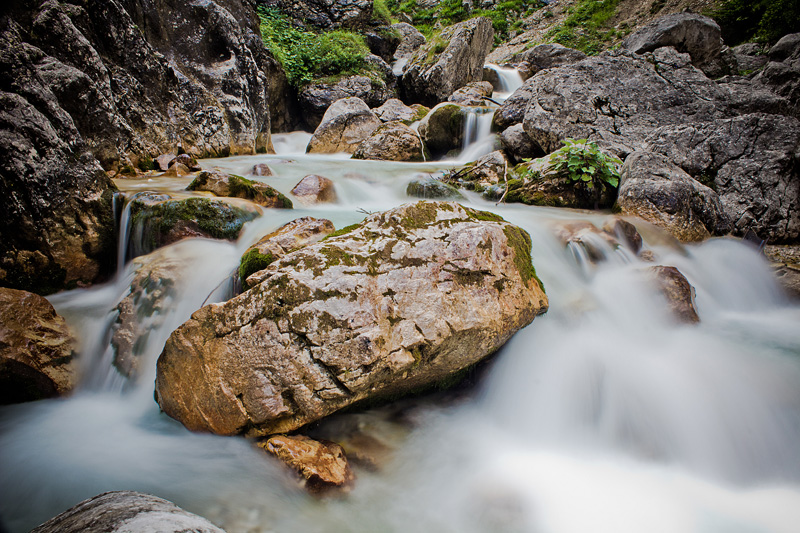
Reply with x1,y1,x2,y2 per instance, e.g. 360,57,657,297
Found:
602,217,643,255
187,171,293,209
0,288,76,404
155,154,177,171
252,163,274,176
169,154,201,171
352,122,424,162
162,163,191,177
764,244,800,300
290,175,337,205
257,435,354,494
647,265,700,324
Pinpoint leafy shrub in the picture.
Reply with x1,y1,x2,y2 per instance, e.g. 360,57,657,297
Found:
546,138,621,206
258,8,373,87
708,0,800,45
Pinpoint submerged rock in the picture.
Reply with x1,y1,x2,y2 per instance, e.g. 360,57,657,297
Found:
290,175,338,205
306,97,381,154
0,288,76,404
257,435,354,494
352,122,425,162
187,171,293,209
31,491,224,533
252,163,275,176
406,176,464,200
242,217,336,288
155,202,548,436
646,265,700,324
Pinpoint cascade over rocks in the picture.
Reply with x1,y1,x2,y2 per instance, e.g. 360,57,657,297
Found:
0,0,274,293
155,202,548,436
401,17,494,107
352,121,425,162
187,171,293,209
31,491,224,533
307,97,382,154
0,288,76,404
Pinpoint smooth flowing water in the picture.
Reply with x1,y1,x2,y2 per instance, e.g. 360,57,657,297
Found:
1,131,800,533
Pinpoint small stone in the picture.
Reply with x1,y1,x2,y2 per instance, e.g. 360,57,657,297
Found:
258,435,354,494
647,265,700,324
252,163,274,176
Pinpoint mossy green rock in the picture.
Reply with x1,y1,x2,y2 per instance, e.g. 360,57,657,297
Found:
406,177,465,200
155,201,548,436
187,171,293,209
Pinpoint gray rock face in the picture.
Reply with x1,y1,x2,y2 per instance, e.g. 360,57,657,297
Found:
417,103,466,158
0,0,273,293
307,97,382,154
448,81,494,106
352,122,425,161
0,287,76,404
402,18,494,107
493,77,537,131
500,123,541,163
753,33,800,117
257,0,373,29
31,491,224,533
155,202,548,436
512,43,587,78
623,13,724,75
392,23,426,62
618,152,730,242
299,74,396,130
374,98,417,123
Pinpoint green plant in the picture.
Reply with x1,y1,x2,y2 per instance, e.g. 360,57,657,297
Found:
707,0,800,45
546,138,621,207
545,0,623,55
373,0,393,24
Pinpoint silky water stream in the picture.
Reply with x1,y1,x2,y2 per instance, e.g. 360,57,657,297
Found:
2,132,800,532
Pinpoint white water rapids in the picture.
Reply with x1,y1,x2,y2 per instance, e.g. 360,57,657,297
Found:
1,129,800,532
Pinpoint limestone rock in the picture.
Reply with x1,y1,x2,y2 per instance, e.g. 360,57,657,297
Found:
406,177,465,200
31,491,224,533
257,435,354,493
155,154,177,171
258,0,372,29
242,217,336,287
402,18,494,106
392,23,426,63
512,43,587,77
187,171,293,209
623,13,724,75
463,150,510,189
299,74,395,130
352,122,425,161
417,103,466,158
290,175,338,205
493,77,537,131
252,163,274,176
646,265,700,324
753,33,800,117
448,81,494,106
500,123,540,163
0,288,76,404
306,97,381,154
374,98,417,123
169,154,201,172
162,163,191,177
155,202,548,436
618,152,729,242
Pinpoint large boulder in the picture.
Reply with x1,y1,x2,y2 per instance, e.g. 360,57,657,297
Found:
0,0,273,293
352,121,425,161
306,97,381,154
401,18,494,107
500,123,540,163
392,23,426,63
299,72,395,130
257,0,372,29
187,171,293,209
0,288,76,404
618,152,730,242
155,202,548,436
623,13,724,76
31,491,224,533
753,33,800,117
417,103,466,159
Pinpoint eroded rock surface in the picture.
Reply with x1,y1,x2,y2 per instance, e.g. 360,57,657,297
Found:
155,202,548,436
0,288,76,404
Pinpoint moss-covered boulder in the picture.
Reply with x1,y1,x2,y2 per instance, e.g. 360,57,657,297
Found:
240,217,336,288
187,171,292,209
155,202,548,436
128,197,259,256
417,103,466,159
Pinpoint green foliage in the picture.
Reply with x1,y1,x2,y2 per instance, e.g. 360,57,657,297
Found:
545,0,623,55
257,7,374,87
137,156,155,172
546,139,621,204
373,0,393,24
238,248,275,283
707,0,800,45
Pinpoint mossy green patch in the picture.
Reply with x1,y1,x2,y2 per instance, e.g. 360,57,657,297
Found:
321,223,361,241
239,248,275,282
503,225,544,292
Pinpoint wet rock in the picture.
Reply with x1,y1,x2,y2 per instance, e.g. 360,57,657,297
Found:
646,265,700,324
448,81,494,106
299,75,395,130
155,154,177,171
0,288,76,404
128,197,259,256
764,244,800,300
402,18,494,106
155,202,548,436
187,171,293,209
623,13,724,76
257,435,354,494
511,43,586,77
617,152,729,242
242,217,336,288
417,103,466,158
252,163,274,176
162,163,191,177
170,154,201,172
551,221,623,264
259,0,373,29
753,33,800,117
499,123,540,163
406,176,465,200
352,122,425,162
461,150,510,190
290,175,338,205
31,491,224,533
374,98,417,123
306,97,381,154
602,217,643,255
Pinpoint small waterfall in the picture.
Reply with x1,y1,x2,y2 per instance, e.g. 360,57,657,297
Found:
485,63,524,102
458,107,496,162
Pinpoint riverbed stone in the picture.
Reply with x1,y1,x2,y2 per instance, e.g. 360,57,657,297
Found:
417,103,466,158
307,97,381,154
187,171,293,209
374,98,417,123
646,265,700,324
290,175,338,205
352,122,425,162
406,176,465,200
31,491,224,533
257,435,354,493
0,288,76,404
155,202,548,436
